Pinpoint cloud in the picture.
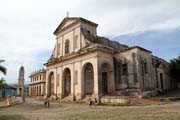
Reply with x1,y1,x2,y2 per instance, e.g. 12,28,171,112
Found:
0,0,180,83
113,27,180,61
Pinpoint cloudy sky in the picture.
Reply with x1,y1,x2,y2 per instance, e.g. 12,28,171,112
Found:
0,0,180,84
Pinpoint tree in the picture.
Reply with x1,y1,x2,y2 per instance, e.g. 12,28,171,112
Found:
169,54,180,83
0,78,7,90
0,60,6,75
0,60,7,94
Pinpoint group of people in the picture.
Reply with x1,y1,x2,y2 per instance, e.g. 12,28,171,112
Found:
43,97,98,108
88,97,98,107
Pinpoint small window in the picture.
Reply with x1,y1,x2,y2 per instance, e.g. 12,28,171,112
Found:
122,64,128,75
143,59,148,74
65,39,70,54
144,62,148,73
87,30,90,34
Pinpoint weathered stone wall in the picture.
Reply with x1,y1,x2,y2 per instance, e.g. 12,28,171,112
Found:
43,17,173,101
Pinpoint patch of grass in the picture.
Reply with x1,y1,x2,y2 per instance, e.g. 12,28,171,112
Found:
1,98,180,120
98,102,129,106
0,115,27,120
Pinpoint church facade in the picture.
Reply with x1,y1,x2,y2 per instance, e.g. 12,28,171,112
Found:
43,17,172,101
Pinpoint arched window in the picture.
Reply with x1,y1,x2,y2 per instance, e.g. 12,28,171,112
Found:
65,39,70,54
85,64,93,81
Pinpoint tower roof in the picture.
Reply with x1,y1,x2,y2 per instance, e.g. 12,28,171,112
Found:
20,66,24,71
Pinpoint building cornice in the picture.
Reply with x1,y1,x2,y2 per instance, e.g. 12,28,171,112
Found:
44,44,113,66
29,82,46,85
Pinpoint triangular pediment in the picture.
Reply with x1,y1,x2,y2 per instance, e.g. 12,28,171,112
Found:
54,17,98,35
54,18,79,35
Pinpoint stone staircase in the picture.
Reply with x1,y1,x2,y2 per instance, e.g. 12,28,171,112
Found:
100,95,129,104
61,95,72,102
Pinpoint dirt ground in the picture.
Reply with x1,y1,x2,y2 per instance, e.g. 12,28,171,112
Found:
0,98,180,120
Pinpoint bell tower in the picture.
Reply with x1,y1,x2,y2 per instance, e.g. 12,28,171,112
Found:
18,66,25,96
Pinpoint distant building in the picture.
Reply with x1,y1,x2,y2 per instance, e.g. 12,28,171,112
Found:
29,69,46,97
0,85,16,98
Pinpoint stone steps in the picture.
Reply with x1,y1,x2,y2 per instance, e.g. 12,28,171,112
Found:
100,95,129,104
61,96,72,102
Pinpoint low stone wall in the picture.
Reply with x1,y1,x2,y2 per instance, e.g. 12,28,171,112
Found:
100,96,129,104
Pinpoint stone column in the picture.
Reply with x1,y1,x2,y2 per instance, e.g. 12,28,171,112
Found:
59,67,63,99
45,70,49,98
32,86,33,96
41,84,43,96
70,65,74,101
78,62,83,100
33,86,35,96
38,84,41,96
29,86,31,96
93,58,99,99
36,85,37,96
33,86,34,96
54,69,57,99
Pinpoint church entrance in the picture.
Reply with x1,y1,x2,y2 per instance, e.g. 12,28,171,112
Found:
63,68,71,97
102,72,108,94
83,63,94,95
101,63,112,95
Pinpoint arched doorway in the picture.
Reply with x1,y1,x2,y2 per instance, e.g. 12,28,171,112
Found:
37,86,39,96
83,63,94,95
48,72,54,97
63,68,71,97
101,63,112,95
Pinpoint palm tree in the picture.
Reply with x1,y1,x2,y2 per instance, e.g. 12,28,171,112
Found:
0,60,7,100
0,60,6,75
0,78,7,90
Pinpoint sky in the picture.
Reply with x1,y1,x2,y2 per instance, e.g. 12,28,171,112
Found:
0,0,180,84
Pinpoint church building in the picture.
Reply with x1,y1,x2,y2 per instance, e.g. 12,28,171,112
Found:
40,17,172,101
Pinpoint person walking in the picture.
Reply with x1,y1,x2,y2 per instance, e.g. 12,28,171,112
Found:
47,98,50,108
88,97,94,107
44,98,47,108
23,96,25,103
